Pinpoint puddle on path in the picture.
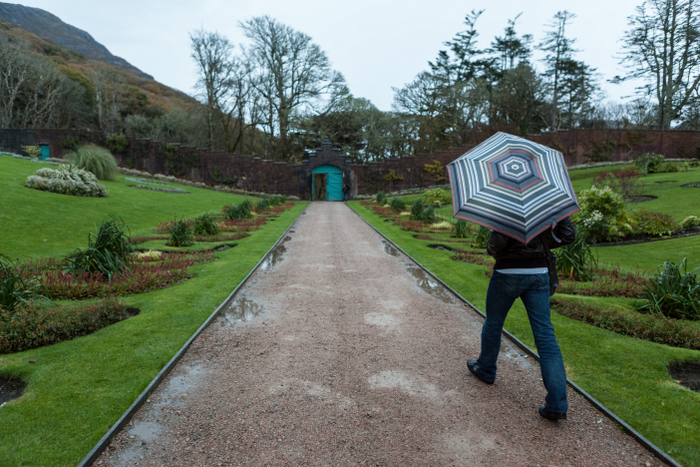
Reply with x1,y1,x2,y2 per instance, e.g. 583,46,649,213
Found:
220,297,264,327
260,236,291,273
406,265,455,304
382,240,400,257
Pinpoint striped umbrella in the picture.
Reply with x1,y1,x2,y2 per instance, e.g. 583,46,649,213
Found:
447,132,580,244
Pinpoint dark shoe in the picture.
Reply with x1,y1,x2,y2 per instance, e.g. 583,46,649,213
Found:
467,359,494,385
539,405,567,420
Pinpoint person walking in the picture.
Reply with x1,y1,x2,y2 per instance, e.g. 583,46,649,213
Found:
467,217,576,420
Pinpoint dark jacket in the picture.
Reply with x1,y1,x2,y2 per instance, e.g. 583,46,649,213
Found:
487,217,576,270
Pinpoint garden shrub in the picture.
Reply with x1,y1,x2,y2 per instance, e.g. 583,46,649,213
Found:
0,254,46,310
636,258,700,321
576,186,633,243
634,153,665,175
224,200,254,219
21,145,41,160
681,215,700,230
552,298,700,351
656,161,690,173
166,218,194,247
192,213,220,236
389,198,406,212
409,199,436,223
591,167,643,200
453,220,469,238
420,188,451,207
631,208,680,237
256,198,271,211
556,236,597,281
0,298,135,354
375,191,387,205
25,165,107,197
66,144,119,181
64,215,134,278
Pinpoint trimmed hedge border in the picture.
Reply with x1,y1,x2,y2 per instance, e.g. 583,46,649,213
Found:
551,297,700,350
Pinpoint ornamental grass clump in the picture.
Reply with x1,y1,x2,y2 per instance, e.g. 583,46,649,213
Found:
0,254,46,310
390,198,406,212
166,218,194,247
409,198,436,223
192,213,220,236
453,220,469,238
66,144,119,180
25,165,107,197
556,236,597,281
64,215,134,279
637,258,700,321
224,200,254,219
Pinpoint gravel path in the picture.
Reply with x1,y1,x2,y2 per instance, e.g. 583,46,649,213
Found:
97,203,662,467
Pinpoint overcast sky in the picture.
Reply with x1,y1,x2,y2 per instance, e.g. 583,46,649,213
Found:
14,0,644,111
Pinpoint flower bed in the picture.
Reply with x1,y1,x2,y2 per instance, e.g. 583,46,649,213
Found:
551,297,700,351
0,298,136,354
25,251,213,300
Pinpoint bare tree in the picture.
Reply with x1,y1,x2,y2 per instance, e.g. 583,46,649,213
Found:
241,16,345,161
618,0,700,129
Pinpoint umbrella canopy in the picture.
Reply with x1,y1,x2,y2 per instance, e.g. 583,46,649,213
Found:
447,132,580,244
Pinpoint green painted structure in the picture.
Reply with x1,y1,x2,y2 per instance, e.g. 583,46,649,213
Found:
311,164,343,201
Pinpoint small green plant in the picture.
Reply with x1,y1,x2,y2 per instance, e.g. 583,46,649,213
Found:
637,259,700,320
375,191,387,205
409,198,436,223
66,144,119,181
0,254,46,310
166,218,194,247
424,160,445,183
681,215,700,230
420,188,451,207
21,145,41,160
224,200,254,219
389,198,406,212
105,133,129,154
556,236,597,281
453,219,469,238
64,215,134,279
192,213,220,236
591,168,643,200
631,208,681,237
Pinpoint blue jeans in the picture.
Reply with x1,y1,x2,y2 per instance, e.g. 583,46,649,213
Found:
342,193,348,201
477,271,568,413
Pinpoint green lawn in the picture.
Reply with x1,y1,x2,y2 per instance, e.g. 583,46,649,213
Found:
0,157,258,261
350,200,700,467
0,156,307,466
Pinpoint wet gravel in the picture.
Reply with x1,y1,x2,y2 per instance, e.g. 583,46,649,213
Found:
97,203,664,466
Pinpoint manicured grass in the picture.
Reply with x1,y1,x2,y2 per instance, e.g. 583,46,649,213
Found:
0,157,258,261
0,155,307,465
595,235,700,272
350,201,700,467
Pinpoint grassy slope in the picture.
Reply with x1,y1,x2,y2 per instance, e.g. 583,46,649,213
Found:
0,157,257,260
0,156,307,465
349,201,700,467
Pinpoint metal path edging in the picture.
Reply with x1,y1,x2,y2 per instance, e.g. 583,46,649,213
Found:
77,206,306,467
348,204,682,467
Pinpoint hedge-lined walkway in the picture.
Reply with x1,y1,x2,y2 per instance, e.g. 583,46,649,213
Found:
98,203,663,466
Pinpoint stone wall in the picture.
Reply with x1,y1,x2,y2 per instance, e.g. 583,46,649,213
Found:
2,128,699,198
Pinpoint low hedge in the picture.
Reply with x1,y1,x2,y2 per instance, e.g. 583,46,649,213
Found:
551,297,700,350
0,298,136,354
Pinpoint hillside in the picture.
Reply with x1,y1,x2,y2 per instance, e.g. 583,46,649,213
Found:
0,17,199,124
0,2,152,79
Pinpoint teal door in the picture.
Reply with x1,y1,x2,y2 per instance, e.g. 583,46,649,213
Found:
312,165,343,201
39,144,50,160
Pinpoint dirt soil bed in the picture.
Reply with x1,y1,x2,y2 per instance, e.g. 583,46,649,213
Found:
98,203,664,466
